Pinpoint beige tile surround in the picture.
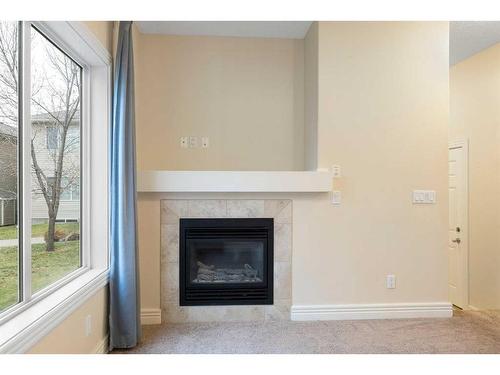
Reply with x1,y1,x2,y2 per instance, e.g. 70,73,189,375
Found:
160,199,292,322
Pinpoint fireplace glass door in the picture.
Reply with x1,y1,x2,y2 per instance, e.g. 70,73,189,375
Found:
180,218,273,306
187,238,266,286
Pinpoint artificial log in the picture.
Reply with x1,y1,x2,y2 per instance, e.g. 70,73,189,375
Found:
193,262,262,283
198,267,216,275
197,261,214,270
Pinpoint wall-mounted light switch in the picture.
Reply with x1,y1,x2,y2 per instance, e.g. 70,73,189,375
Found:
412,190,436,204
201,137,209,148
180,136,188,148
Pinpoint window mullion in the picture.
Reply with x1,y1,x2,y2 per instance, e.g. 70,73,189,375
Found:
81,66,90,269
21,21,32,302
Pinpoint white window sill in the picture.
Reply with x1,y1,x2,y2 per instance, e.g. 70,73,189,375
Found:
0,269,108,353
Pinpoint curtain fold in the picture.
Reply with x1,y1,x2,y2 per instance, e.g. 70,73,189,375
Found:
109,21,140,350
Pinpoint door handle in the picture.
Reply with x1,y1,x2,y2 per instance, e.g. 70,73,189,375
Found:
452,238,461,244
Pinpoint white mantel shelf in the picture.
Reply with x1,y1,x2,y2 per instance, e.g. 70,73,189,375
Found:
137,170,333,193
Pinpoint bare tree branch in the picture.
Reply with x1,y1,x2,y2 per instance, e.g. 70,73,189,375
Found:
0,22,81,251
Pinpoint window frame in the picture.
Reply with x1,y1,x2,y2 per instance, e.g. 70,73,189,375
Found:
0,21,111,333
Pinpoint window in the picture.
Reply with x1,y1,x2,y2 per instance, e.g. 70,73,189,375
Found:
0,22,88,316
47,177,80,201
46,127,58,150
0,22,109,349
0,21,20,314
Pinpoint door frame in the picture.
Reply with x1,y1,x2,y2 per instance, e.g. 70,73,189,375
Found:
448,139,470,309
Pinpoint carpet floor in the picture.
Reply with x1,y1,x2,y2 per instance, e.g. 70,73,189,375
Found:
113,310,500,354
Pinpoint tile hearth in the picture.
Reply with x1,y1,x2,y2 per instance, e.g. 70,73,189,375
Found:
160,199,292,323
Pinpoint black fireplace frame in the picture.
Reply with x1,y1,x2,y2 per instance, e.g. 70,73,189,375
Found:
179,218,274,306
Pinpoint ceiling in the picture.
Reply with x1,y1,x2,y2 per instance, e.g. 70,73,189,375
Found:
450,21,500,65
136,21,500,65
135,21,313,39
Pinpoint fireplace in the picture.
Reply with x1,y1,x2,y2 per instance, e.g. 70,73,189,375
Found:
179,218,274,306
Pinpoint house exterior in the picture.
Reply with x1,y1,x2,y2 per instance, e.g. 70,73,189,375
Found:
0,123,17,226
30,111,81,223
0,113,80,224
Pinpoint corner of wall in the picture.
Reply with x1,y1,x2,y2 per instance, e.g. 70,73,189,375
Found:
303,22,319,171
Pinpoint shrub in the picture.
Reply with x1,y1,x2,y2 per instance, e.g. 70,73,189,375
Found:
44,229,66,243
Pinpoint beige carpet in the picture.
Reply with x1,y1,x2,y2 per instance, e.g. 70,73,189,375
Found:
114,310,500,354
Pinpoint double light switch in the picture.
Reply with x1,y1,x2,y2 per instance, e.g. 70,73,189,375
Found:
412,190,436,204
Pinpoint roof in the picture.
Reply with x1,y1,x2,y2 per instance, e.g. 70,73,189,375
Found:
31,109,80,123
0,109,80,137
0,188,16,199
0,122,17,138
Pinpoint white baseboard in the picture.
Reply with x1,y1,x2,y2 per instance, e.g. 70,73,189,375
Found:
141,308,161,325
291,302,453,321
92,335,109,354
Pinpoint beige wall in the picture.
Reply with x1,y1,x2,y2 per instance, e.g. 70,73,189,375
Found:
296,21,449,304
137,22,450,311
134,34,305,171
31,22,451,352
304,22,318,171
83,21,114,55
29,287,108,354
450,43,500,309
28,21,113,354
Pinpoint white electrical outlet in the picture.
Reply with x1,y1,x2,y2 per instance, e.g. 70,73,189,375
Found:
201,137,209,148
85,315,92,337
332,165,341,178
189,136,198,148
386,275,396,289
332,190,341,205
180,136,188,148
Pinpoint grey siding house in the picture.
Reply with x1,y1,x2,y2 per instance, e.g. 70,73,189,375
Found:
0,112,80,225
31,111,80,223
0,123,17,226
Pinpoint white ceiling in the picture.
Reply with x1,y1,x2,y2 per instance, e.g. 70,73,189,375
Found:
450,21,500,65
135,21,313,39
136,21,500,65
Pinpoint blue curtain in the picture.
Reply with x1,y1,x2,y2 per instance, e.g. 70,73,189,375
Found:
109,21,140,350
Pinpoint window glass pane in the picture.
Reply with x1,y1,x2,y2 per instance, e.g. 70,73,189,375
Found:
72,182,80,200
59,177,71,200
30,26,81,294
46,126,58,150
0,21,20,312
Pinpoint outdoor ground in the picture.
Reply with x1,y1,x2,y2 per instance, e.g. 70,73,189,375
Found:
0,223,80,312
0,222,79,240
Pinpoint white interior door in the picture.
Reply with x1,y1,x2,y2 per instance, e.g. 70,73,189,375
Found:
448,142,468,309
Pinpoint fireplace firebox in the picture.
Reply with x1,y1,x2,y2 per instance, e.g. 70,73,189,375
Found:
179,218,274,306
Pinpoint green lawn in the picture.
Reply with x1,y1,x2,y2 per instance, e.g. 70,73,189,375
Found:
0,222,79,240
0,241,80,312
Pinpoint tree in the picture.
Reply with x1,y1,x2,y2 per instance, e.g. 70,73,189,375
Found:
0,22,80,252
0,22,19,218
0,23,19,199
0,22,18,126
